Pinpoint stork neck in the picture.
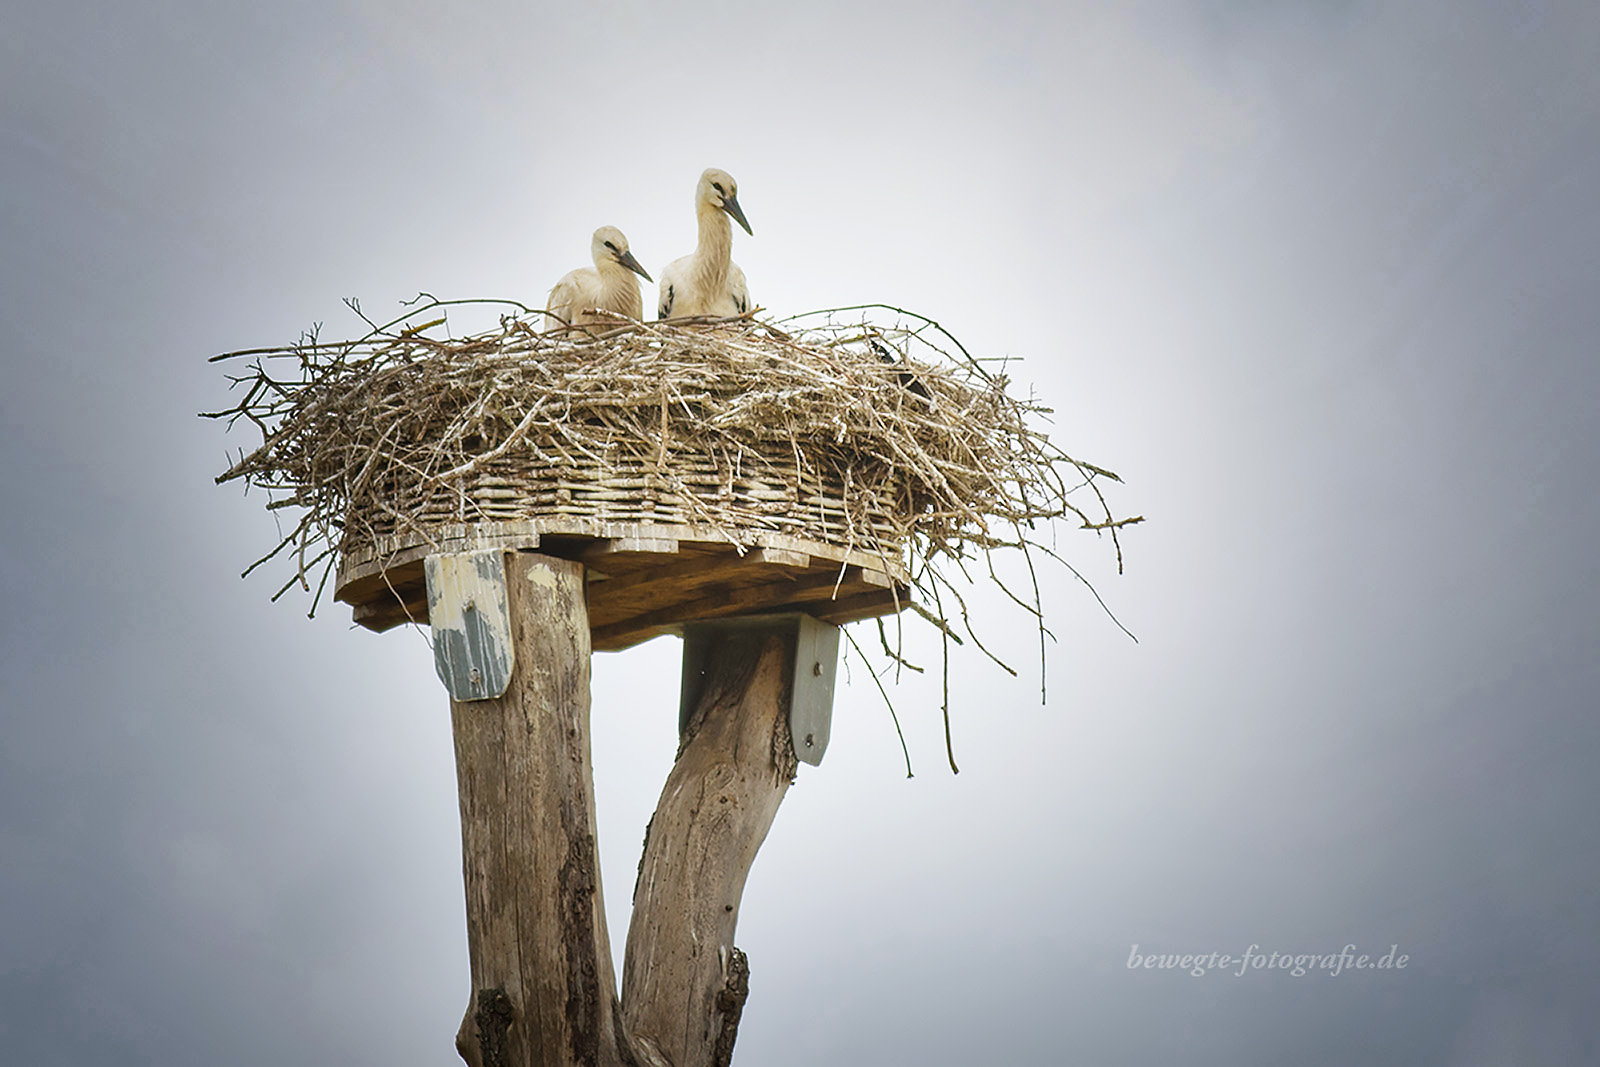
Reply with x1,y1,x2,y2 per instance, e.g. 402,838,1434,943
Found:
595,258,628,291
695,202,733,284
596,259,641,311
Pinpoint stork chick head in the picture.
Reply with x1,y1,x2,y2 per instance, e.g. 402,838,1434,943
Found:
591,225,652,282
696,168,752,236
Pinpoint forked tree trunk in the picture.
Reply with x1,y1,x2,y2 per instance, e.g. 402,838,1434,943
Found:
449,551,797,1067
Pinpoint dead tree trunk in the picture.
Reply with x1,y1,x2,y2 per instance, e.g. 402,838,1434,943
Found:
449,553,800,1067
451,552,626,1067
622,628,797,1067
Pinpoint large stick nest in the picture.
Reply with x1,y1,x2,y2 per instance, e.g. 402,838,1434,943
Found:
207,298,1140,764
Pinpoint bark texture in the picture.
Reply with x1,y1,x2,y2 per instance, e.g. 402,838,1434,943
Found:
451,552,626,1067
622,630,796,1067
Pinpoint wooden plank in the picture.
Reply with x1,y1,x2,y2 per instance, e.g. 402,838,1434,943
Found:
351,574,429,631
337,520,543,582
753,546,811,568
337,518,908,600
346,567,911,646
353,595,428,633
337,559,426,609
807,587,911,626
591,586,908,652
592,623,678,652
348,566,909,642
589,568,884,648
586,558,797,630
335,517,915,647
585,553,745,607
587,535,679,558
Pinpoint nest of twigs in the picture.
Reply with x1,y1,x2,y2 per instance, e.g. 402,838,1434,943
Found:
208,297,1140,770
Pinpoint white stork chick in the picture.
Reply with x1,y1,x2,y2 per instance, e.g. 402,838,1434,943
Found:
657,168,753,320
544,226,653,331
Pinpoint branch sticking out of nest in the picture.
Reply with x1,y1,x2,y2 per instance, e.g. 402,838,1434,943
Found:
205,296,1143,772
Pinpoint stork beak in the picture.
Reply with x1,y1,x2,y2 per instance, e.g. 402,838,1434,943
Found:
721,194,753,236
616,247,653,283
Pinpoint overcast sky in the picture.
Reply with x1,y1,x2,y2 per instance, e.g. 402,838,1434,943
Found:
3,1,1598,1064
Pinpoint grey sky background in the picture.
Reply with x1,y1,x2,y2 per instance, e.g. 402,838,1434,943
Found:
3,1,1598,1064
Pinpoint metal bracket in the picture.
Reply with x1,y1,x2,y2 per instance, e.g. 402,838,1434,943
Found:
425,550,515,701
679,613,840,766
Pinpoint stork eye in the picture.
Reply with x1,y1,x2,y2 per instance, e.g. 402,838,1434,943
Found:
712,182,726,195
604,241,617,251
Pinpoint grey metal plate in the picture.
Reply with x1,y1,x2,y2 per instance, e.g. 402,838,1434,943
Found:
790,615,839,765
425,550,515,701
678,613,839,766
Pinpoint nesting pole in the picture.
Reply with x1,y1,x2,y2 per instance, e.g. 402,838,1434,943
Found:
426,544,851,1066
346,524,896,1067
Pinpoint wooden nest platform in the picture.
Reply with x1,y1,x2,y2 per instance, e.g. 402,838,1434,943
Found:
336,519,907,651
208,299,1137,655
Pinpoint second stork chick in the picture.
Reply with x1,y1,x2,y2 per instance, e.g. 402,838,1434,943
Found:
658,168,753,320
545,226,653,331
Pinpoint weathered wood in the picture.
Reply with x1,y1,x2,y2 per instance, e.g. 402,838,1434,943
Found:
338,519,903,590
587,567,881,649
431,548,829,1065
752,546,810,568
450,551,626,1067
621,629,797,1067
335,519,910,645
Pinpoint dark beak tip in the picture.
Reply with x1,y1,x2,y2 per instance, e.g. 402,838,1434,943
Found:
619,251,653,283
723,197,753,236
